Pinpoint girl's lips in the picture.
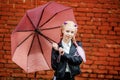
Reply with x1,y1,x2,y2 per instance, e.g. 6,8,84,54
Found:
66,36,72,40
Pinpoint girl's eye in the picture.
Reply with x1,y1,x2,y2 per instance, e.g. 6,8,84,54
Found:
71,31,74,34
66,30,70,33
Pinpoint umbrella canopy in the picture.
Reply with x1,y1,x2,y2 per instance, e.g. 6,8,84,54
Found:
11,1,76,73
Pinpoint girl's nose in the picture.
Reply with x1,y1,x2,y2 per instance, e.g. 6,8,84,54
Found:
68,33,71,36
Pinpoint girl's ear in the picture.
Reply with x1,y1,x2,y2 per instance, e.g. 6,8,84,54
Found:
61,27,65,34
61,26,63,32
74,30,77,36
72,35,76,43
75,28,78,35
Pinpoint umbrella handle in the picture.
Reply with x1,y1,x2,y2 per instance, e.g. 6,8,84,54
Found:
57,55,61,63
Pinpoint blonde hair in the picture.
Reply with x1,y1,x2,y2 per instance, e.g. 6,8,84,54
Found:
61,21,78,33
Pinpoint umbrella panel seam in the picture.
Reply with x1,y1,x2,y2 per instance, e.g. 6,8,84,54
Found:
37,34,50,69
39,8,72,28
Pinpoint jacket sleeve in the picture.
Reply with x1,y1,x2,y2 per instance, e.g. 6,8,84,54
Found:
61,41,83,65
51,48,59,70
62,53,83,65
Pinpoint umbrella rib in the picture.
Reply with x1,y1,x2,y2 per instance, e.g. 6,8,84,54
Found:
40,26,60,31
37,34,51,68
26,14,36,29
17,33,34,48
43,35,54,43
37,34,44,55
37,2,53,28
37,32,56,43
16,30,34,32
34,29,54,43
27,33,36,56
40,7,72,28
26,34,35,72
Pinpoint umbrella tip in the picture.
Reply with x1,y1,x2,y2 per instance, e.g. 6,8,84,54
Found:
35,29,41,34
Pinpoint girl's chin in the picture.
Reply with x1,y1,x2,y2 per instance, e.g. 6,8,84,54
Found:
65,37,72,40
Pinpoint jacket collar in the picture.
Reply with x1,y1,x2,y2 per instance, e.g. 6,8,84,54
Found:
58,40,76,55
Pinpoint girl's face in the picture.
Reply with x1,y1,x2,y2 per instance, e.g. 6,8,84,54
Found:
62,26,76,41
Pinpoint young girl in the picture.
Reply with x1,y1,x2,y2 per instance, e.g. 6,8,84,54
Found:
51,21,86,80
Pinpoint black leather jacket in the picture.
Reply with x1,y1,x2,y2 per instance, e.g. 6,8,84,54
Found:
51,41,83,78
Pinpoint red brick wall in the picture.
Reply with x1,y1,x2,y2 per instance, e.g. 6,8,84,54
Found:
0,0,120,80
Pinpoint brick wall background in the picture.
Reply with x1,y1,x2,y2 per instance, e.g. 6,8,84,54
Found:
0,0,120,80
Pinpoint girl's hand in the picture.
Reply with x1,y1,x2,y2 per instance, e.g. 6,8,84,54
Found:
52,42,58,51
59,47,64,55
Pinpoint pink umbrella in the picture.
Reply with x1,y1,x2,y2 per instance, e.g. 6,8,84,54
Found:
11,1,76,73
76,46,86,63
74,42,86,63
